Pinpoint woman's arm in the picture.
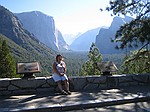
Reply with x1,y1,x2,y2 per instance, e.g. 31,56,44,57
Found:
52,62,60,75
63,62,67,74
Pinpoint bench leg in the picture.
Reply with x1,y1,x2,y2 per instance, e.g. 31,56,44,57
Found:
22,73,36,79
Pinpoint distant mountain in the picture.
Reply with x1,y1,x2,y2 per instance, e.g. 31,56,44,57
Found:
63,33,82,45
70,27,100,51
95,16,133,54
15,11,68,51
0,5,56,75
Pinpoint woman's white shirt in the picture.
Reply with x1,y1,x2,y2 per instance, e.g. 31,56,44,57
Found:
56,61,65,74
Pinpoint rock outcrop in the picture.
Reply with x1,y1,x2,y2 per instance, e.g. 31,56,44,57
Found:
16,11,68,51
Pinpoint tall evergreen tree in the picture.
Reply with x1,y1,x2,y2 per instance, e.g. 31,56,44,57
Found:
0,40,16,78
81,43,102,76
102,0,150,74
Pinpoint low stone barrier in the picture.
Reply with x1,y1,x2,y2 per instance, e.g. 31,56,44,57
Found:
0,74,150,96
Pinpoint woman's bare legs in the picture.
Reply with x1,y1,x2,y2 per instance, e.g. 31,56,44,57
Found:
64,80,71,94
57,81,63,92
57,81,68,95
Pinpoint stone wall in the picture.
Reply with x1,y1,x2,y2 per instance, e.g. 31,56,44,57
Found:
0,74,150,96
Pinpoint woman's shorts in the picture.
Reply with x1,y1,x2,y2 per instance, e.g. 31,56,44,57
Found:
52,73,68,82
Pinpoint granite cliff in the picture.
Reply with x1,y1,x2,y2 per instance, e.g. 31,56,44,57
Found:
16,11,68,51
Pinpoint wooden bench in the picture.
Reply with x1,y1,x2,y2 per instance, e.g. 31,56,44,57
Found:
16,62,41,79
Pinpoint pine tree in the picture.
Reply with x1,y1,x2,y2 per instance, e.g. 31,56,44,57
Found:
104,0,150,49
120,49,150,74
103,0,150,74
81,43,102,76
0,40,16,78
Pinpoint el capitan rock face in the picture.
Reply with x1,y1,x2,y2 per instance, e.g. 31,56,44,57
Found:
0,5,55,58
0,5,56,75
16,11,68,51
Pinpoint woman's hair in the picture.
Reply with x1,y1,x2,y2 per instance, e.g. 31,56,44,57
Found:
56,54,62,62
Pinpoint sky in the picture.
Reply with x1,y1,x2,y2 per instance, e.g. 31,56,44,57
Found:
0,0,113,35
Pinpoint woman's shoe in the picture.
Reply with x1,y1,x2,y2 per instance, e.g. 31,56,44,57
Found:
61,90,68,95
66,90,71,95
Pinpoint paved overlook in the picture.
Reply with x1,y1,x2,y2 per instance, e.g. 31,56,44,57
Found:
0,74,150,112
0,85,150,112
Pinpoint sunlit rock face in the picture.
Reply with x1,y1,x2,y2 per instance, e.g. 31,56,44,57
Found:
16,11,68,51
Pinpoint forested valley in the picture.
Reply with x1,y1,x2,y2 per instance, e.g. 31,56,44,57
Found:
0,34,125,77
62,51,125,76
